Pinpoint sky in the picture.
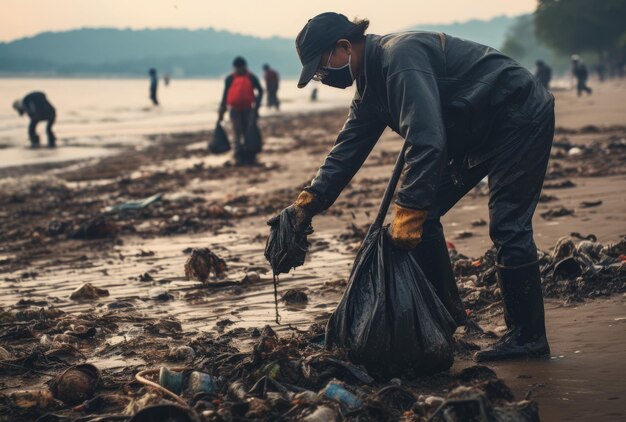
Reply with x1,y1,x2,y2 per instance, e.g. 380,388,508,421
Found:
1,0,537,42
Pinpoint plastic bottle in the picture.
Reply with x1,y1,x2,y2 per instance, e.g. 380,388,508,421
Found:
320,381,363,412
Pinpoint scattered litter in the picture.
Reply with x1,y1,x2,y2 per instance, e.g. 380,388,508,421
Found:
184,248,227,282
281,289,309,304
544,180,576,189
580,200,603,208
169,346,196,362
451,236,626,306
148,287,173,301
471,219,487,227
187,371,219,394
138,272,154,282
539,193,558,203
136,250,155,257
241,272,261,284
7,389,55,409
157,367,184,394
129,403,195,422
105,193,162,213
456,230,474,239
570,231,597,242
320,380,363,412
69,283,110,300
51,363,100,405
0,346,11,360
541,206,574,220
71,216,118,239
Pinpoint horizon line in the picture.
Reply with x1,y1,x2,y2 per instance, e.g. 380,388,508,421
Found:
0,13,522,44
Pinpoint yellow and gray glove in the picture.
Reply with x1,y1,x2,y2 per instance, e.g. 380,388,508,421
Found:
388,204,428,250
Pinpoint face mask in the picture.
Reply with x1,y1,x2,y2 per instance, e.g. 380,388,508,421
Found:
321,50,354,89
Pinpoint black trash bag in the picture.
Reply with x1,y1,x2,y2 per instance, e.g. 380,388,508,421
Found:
325,142,456,380
244,118,263,154
325,226,456,379
265,207,313,275
208,122,231,154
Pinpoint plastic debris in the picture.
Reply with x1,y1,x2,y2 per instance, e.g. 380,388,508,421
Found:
187,371,219,395
158,367,184,394
8,390,55,409
541,206,574,220
51,363,100,405
69,283,110,300
320,381,364,413
184,248,227,282
281,289,308,304
105,193,162,213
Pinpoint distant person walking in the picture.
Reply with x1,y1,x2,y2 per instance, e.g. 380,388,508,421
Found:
263,64,280,110
13,91,56,148
595,62,606,82
571,55,592,96
149,68,159,105
534,60,552,90
218,57,264,165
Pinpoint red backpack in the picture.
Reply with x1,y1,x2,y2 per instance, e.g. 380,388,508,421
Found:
226,72,255,111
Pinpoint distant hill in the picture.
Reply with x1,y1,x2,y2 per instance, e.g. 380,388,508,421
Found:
0,16,527,77
406,15,515,49
0,28,297,77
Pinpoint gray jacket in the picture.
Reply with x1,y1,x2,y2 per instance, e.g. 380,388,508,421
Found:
307,32,552,211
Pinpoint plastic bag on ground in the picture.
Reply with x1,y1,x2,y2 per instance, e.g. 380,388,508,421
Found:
244,118,263,154
325,226,456,379
208,122,231,154
325,142,456,380
265,207,313,275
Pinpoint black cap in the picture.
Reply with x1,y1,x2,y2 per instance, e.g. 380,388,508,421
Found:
295,12,354,88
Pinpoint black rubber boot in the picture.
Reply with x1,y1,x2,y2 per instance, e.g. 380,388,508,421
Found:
412,235,467,326
29,135,41,148
474,261,550,362
234,150,245,166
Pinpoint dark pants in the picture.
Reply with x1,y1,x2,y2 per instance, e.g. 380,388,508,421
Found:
267,89,280,109
422,103,555,267
28,112,56,147
230,109,256,165
150,87,158,105
576,79,592,96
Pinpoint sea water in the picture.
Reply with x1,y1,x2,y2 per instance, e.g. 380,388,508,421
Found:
0,78,354,168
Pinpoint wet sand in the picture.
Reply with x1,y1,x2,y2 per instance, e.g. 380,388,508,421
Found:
489,297,626,421
1,81,625,420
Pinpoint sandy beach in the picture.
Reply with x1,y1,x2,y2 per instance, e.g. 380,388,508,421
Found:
1,79,625,421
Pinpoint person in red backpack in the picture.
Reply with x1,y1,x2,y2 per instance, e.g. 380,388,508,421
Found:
218,56,264,165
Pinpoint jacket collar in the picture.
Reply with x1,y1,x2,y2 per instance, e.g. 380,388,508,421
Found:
357,34,383,103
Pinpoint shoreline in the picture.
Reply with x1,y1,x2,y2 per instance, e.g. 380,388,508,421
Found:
0,107,347,178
